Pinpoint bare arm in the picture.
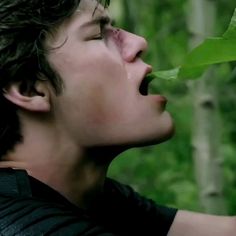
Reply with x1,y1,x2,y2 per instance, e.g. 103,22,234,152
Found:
168,210,236,236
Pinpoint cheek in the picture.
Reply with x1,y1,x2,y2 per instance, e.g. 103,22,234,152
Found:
52,44,123,82
50,41,131,126
58,74,126,132
82,84,122,125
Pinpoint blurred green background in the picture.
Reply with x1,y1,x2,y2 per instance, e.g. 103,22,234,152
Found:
107,0,236,215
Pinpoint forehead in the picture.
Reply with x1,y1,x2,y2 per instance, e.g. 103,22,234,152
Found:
45,0,110,46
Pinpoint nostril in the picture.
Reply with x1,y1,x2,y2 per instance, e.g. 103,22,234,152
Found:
136,50,143,58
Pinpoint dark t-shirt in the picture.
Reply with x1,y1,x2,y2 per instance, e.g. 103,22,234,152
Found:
0,168,177,235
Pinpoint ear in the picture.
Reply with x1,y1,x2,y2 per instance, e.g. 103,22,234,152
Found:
3,81,51,112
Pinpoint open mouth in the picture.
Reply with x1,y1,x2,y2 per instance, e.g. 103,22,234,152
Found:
139,76,151,96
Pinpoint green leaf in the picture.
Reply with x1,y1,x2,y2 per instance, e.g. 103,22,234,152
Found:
178,38,236,79
223,8,236,39
182,38,236,67
147,68,180,81
179,65,208,80
150,7,236,81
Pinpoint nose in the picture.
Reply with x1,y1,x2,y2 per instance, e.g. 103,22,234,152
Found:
120,30,148,62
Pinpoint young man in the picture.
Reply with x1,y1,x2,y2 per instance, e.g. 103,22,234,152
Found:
0,0,235,235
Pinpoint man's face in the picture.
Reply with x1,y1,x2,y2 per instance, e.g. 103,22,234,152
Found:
46,0,174,148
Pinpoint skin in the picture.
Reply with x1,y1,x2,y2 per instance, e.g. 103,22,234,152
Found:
0,0,235,235
1,0,174,208
45,0,174,148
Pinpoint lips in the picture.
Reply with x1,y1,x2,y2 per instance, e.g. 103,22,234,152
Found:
138,69,168,109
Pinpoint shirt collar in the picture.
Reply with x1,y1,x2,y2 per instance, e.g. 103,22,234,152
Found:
0,168,32,197
0,168,75,208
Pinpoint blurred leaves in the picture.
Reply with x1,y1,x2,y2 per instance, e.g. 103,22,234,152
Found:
109,0,236,213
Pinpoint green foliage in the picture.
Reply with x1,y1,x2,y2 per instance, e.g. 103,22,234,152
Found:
224,9,236,39
109,0,236,214
148,8,236,81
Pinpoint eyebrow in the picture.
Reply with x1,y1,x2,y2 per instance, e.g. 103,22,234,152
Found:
80,15,116,28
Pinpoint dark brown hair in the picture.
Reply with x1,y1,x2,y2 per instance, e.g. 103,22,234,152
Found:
0,0,110,158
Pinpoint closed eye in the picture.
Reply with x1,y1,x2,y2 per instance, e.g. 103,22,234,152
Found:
93,18,116,40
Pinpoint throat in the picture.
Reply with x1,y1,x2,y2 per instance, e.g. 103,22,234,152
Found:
30,160,109,209
64,168,107,209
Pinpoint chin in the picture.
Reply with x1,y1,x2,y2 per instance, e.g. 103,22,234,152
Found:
120,126,175,151
155,125,175,144
138,133,175,148
135,120,176,148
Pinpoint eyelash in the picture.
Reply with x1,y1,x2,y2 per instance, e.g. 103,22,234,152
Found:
93,20,116,40
93,24,107,40
93,31,104,40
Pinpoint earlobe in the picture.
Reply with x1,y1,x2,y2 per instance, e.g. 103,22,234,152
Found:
3,82,51,112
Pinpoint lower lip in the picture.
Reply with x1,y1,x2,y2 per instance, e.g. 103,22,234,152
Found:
149,95,167,107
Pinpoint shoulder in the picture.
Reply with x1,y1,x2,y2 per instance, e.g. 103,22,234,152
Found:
101,178,178,235
0,195,115,235
105,177,177,214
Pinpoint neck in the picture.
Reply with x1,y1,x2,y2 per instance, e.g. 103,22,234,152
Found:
0,120,123,208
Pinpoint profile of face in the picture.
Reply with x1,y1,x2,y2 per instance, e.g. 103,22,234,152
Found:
46,0,174,148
